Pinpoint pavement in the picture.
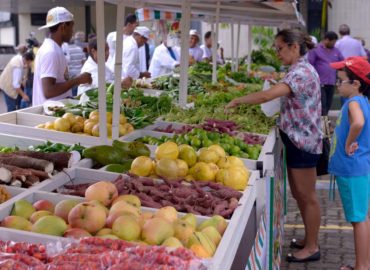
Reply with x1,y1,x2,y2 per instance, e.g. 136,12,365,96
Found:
281,178,355,270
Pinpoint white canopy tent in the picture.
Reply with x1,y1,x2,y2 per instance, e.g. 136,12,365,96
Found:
0,0,304,144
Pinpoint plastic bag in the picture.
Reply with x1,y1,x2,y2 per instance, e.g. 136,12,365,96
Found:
260,80,281,117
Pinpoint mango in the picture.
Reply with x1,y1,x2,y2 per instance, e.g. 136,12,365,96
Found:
32,216,67,236
11,200,35,220
1,216,32,231
141,218,174,245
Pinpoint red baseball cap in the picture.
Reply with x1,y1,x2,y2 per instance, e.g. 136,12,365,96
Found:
330,56,370,84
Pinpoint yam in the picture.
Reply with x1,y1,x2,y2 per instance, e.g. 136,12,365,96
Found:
13,151,72,171
0,168,11,183
0,156,53,173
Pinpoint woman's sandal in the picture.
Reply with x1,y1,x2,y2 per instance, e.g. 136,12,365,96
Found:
286,250,321,263
290,238,304,249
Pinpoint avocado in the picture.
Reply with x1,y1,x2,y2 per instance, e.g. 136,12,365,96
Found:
82,145,128,165
104,160,132,173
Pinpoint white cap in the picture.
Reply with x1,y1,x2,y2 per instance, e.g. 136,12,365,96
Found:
189,29,199,38
134,26,150,39
39,7,74,30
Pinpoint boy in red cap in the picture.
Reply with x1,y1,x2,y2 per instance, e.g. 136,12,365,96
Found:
329,56,370,270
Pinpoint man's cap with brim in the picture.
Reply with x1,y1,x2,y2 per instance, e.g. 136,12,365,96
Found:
39,7,74,30
330,56,370,84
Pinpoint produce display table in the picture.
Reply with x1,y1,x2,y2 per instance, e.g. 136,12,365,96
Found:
0,119,282,269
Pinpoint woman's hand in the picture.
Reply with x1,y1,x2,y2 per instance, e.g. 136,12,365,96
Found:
345,141,359,156
224,98,240,113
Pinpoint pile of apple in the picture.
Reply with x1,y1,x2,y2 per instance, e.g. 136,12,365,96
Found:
1,181,226,258
130,141,250,190
36,111,134,137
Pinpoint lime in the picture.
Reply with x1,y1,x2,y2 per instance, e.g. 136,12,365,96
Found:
202,139,213,148
191,137,201,148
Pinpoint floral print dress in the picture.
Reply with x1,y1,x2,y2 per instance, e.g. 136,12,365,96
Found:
279,57,323,154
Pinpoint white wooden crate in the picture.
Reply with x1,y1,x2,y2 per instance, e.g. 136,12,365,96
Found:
0,111,110,146
121,129,260,171
0,167,257,270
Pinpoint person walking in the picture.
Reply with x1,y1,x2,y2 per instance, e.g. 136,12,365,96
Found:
0,50,34,112
328,56,370,270
226,29,322,263
308,31,344,115
335,24,367,59
32,7,92,106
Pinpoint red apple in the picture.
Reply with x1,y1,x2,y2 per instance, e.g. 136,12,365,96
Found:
33,200,55,213
68,202,107,234
85,181,118,206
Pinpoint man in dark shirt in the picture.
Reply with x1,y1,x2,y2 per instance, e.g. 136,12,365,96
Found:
308,31,344,115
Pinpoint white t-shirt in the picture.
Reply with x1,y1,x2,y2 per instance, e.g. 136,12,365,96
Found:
122,35,141,79
149,43,180,78
189,46,203,62
200,44,224,64
77,56,114,95
32,38,71,106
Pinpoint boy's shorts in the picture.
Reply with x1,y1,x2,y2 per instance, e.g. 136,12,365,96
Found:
336,174,370,223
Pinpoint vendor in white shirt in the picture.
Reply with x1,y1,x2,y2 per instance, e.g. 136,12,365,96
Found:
149,39,180,78
78,38,113,95
32,7,92,106
106,14,139,73
0,50,34,112
78,38,132,95
200,31,225,64
122,26,151,80
189,29,203,64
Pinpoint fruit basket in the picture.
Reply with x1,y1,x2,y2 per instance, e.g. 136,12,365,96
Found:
0,166,257,270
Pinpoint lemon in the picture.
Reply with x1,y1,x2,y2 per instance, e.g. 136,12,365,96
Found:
191,162,216,182
216,167,248,190
71,122,84,133
155,142,179,160
44,121,54,130
208,145,226,159
54,118,70,132
130,156,153,177
198,148,220,164
83,121,96,135
178,144,197,167
62,113,76,126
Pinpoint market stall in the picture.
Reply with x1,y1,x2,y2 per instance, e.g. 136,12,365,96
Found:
0,1,304,269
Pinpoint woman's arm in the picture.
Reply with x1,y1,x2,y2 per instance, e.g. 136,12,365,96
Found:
346,101,364,155
225,82,291,109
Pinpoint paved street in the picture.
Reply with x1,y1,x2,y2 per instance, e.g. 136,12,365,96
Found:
281,179,355,270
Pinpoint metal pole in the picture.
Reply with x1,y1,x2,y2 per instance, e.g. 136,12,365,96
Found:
236,21,241,71
112,0,125,140
231,22,235,72
96,0,107,143
178,0,191,107
212,1,220,83
247,24,252,73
